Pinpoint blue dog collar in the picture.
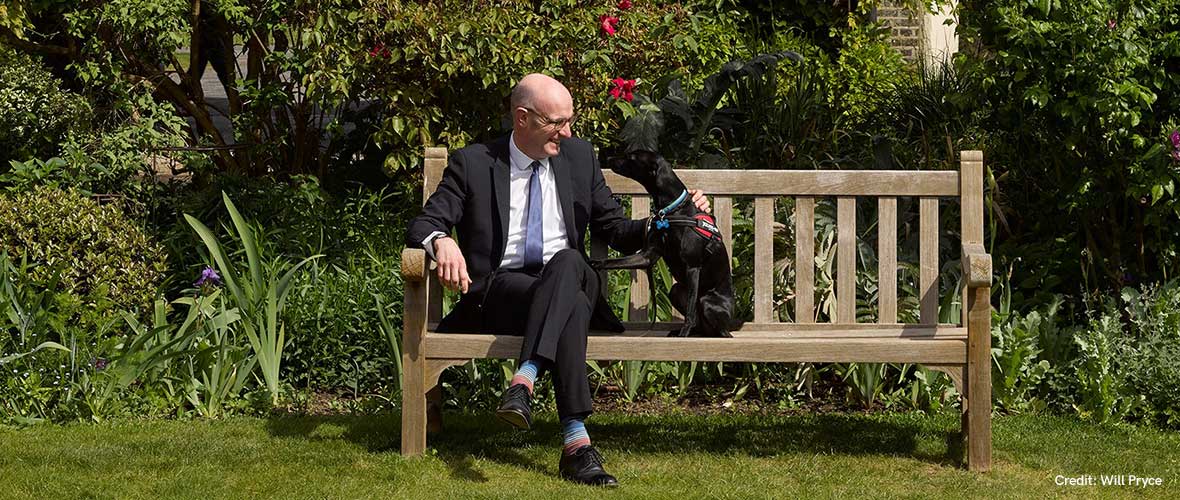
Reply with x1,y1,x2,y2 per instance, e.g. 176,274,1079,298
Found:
656,190,689,218
651,189,689,232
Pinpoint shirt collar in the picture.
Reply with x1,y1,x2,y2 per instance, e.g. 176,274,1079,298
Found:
508,131,550,172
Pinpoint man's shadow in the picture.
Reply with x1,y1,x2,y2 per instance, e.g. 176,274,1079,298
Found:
264,411,966,483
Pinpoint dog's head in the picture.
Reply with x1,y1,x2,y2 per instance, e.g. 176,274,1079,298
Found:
606,150,669,185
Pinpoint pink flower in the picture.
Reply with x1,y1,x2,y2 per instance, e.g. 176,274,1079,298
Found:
369,43,385,57
1170,130,1180,149
1172,149,1180,162
600,15,619,36
618,0,633,10
609,78,636,102
1107,19,1117,30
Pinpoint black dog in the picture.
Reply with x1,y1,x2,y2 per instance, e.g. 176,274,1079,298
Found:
593,151,741,338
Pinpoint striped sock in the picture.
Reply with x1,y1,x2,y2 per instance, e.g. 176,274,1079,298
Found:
510,359,540,394
562,418,592,456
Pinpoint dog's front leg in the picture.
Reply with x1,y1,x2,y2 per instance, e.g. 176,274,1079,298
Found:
674,267,701,337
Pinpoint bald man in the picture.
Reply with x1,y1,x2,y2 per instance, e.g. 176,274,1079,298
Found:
406,74,708,486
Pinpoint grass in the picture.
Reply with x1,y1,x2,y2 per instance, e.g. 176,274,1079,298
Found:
1,411,1178,499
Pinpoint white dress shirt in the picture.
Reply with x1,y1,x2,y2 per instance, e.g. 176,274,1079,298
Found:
499,133,570,268
421,133,570,268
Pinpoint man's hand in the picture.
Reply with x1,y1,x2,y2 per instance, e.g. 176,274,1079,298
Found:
433,236,471,293
689,189,711,213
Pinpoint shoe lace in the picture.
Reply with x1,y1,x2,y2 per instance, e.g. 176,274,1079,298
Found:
582,447,606,467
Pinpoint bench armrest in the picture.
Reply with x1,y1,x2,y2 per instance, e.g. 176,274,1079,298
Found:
962,243,992,288
402,247,429,283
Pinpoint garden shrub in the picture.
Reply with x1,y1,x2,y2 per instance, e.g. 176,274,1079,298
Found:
360,0,749,176
0,48,90,166
0,186,167,321
959,0,1180,297
1119,281,1180,426
1072,312,1138,425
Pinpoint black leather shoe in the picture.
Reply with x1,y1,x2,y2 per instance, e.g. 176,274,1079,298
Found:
559,445,619,487
495,383,532,430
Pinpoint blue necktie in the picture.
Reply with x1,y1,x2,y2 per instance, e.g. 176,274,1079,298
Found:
523,161,544,270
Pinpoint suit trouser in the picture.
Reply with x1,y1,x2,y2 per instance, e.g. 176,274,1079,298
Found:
483,249,598,421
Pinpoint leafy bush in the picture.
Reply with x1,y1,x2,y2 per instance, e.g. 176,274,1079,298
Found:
0,186,167,324
0,49,90,166
361,0,749,175
959,0,1180,296
282,252,404,395
1072,312,1138,425
1119,282,1180,426
990,307,1052,413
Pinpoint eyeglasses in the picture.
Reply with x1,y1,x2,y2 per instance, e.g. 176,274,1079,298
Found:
521,106,577,131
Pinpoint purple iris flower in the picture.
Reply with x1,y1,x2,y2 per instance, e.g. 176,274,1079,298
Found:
195,266,222,287
1170,130,1180,149
92,358,108,371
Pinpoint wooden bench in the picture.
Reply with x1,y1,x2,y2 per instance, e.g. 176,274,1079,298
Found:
400,147,993,471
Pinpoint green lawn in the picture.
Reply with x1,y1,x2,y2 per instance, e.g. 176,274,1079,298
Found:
2,411,1177,499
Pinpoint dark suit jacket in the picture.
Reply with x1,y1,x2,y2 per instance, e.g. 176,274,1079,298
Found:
406,134,646,332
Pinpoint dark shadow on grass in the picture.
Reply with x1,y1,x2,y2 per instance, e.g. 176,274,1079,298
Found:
263,411,965,482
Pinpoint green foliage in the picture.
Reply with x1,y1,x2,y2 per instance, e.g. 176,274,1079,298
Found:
830,24,912,127
282,252,404,395
1118,281,1180,426
0,48,90,166
1072,312,1138,425
184,193,320,405
0,186,167,325
990,307,1053,413
960,0,1180,293
361,0,749,174
618,51,803,166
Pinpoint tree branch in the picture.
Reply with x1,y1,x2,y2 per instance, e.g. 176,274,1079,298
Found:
0,25,72,56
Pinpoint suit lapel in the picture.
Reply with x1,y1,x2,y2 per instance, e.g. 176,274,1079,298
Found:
491,138,511,263
550,153,578,247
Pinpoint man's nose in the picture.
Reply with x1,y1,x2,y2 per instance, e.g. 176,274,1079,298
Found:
558,122,573,138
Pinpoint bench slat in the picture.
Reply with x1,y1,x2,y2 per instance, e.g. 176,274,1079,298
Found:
603,170,960,196
426,322,964,336
878,197,898,323
795,197,815,323
715,196,733,270
837,197,856,323
629,196,651,321
921,197,939,324
424,333,966,363
754,197,775,322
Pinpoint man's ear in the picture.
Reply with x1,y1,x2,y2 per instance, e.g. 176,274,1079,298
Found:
513,107,528,129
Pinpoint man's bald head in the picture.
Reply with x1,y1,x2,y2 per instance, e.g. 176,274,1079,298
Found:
510,73,571,111
510,73,575,159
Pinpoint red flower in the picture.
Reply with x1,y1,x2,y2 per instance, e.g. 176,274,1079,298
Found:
369,42,385,57
609,78,636,102
600,15,619,36
618,0,633,10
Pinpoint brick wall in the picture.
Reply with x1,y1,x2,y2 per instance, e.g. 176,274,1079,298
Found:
876,1,923,61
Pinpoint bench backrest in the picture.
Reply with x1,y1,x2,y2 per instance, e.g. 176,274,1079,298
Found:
421,147,984,329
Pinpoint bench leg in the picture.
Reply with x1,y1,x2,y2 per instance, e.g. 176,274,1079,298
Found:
401,354,427,456
966,286,992,471
401,274,428,456
426,385,444,434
